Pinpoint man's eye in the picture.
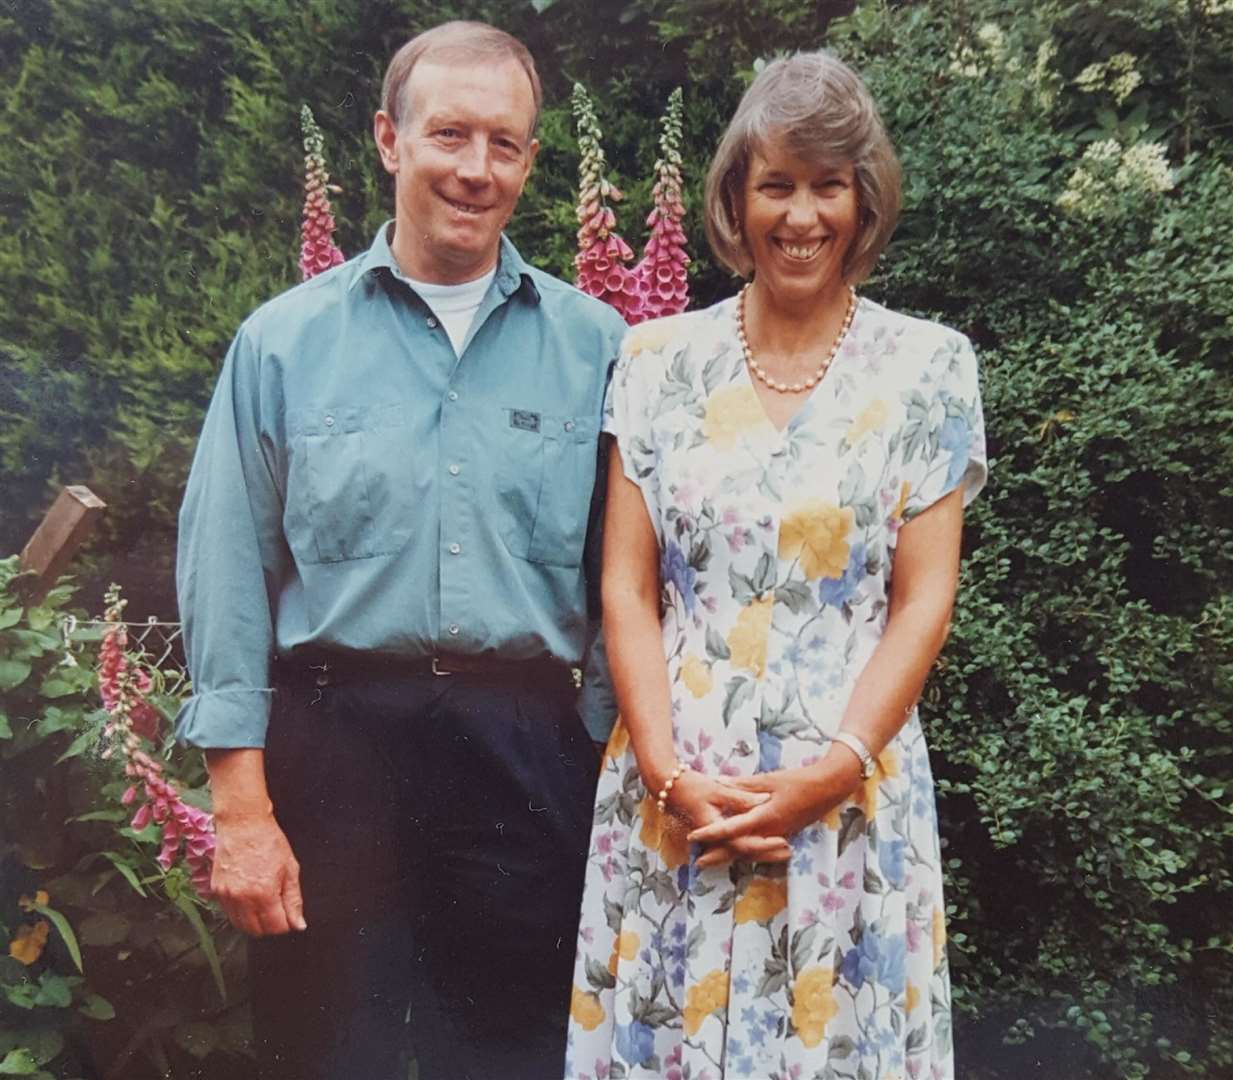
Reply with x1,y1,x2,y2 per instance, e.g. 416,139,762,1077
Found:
436,128,462,139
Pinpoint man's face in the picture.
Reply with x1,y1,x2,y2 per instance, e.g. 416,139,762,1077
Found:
375,57,539,284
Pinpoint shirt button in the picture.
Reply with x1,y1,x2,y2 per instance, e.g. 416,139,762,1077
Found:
427,316,439,329
324,415,335,427
564,420,575,433
448,623,460,636
447,390,459,402
448,464,460,476
448,542,461,555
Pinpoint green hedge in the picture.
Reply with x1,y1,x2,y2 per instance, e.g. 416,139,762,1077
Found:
1,0,1230,1076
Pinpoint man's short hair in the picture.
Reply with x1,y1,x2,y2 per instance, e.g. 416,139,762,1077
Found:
704,51,901,284
381,21,543,139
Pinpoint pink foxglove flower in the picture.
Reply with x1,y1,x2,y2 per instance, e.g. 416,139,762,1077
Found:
99,586,216,897
632,88,690,320
572,85,690,326
299,105,345,280
572,84,647,323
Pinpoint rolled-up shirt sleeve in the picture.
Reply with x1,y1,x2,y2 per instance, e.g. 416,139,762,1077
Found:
175,323,287,748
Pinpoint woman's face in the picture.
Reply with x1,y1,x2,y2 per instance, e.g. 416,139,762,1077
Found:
741,141,859,305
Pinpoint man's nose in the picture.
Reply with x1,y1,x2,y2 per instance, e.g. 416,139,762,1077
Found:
455,138,492,185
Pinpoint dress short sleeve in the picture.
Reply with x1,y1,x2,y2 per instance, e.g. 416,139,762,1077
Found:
596,320,675,540
902,332,988,521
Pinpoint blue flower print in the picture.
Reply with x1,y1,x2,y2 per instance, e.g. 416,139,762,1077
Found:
879,837,908,889
938,406,972,491
615,1020,655,1066
818,543,866,608
841,929,908,994
757,728,783,772
661,540,697,614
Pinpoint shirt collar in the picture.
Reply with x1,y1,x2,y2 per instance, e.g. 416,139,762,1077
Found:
351,221,540,304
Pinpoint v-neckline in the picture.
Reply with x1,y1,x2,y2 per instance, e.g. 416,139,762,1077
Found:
732,296,861,436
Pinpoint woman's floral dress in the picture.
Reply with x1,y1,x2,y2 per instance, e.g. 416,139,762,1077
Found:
566,296,987,1080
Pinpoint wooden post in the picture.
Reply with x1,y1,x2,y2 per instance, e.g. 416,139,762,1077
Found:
18,486,107,604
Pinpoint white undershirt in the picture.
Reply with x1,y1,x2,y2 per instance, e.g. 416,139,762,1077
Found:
404,268,497,356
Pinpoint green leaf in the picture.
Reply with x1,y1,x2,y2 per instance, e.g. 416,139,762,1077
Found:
584,956,616,992
173,894,226,1005
721,676,756,727
77,992,115,1021
0,607,22,630
4,1030,62,1066
0,1049,38,1076
0,659,32,691
32,973,72,1009
0,711,10,739
32,904,82,974
530,0,559,11
54,729,97,765
704,626,730,661
33,708,77,737
837,806,865,859
25,607,53,632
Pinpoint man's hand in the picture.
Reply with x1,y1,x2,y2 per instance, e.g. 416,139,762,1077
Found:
205,748,307,936
211,811,306,936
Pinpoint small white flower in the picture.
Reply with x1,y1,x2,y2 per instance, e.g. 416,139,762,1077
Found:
976,23,1007,59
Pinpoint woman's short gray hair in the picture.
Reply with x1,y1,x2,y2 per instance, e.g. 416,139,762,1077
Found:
704,51,901,284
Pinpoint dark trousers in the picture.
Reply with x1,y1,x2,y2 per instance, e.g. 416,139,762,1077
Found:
248,662,600,1080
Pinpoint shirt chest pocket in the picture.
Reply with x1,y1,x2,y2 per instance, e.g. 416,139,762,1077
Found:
495,411,599,568
285,403,416,564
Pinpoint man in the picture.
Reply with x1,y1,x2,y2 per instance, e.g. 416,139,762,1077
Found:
176,21,625,1080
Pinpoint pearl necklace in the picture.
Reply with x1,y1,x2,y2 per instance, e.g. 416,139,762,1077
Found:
737,283,857,394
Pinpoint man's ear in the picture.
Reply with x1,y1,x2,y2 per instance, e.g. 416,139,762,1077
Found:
374,110,399,176
523,137,541,184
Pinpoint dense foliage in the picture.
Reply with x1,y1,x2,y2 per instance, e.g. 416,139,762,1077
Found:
0,560,242,1078
1,0,1230,1076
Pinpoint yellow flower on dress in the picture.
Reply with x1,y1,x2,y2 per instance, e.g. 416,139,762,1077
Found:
608,929,641,975
17,891,49,912
932,906,947,970
733,877,788,925
702,385,765,449
906,982,921,1015
625,315,684,357
9,920,49,966
726,595,774,679
682,969,730,1036
603,717,630,767
847,398,888,444
791,967,839,1048
892,480,911,522
680,653,713,698
570,985,606,1031
779,501,854,580
638,795,690,870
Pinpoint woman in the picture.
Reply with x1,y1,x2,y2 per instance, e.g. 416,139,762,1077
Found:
567,51,986,1080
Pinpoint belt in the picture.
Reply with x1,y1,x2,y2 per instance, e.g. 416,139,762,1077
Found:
276,648,581,690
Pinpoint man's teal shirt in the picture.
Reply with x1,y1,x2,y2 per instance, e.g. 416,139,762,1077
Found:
176,224,627,748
